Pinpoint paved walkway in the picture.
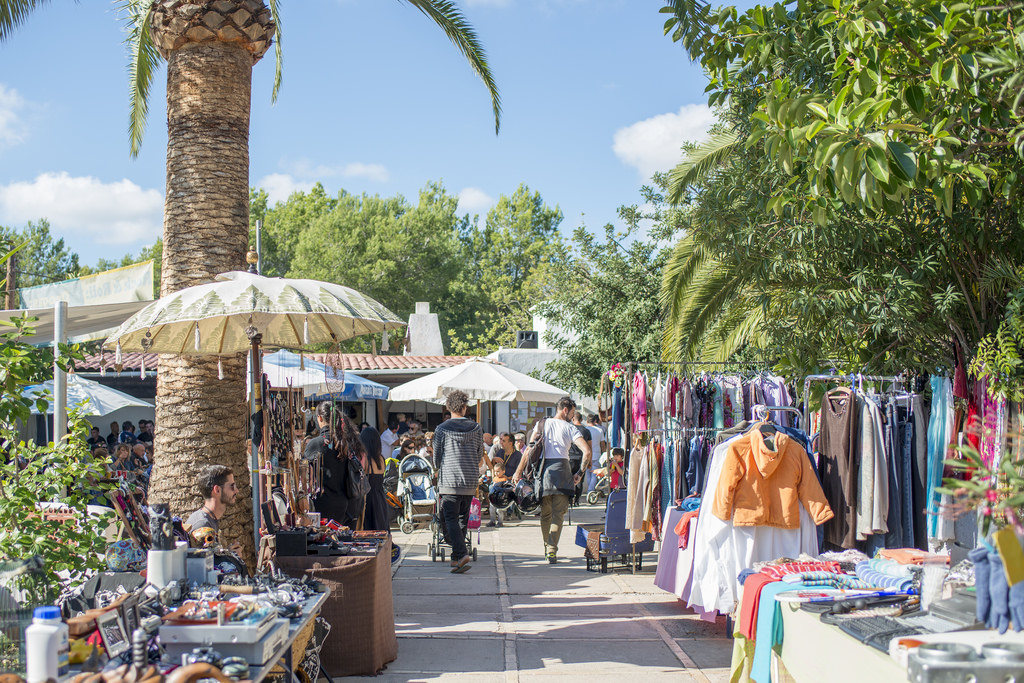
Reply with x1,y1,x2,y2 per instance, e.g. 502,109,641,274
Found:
339,504,732,682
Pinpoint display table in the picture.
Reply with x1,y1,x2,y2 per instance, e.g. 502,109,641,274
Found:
276,538,397,677
251,590,329,683
776,603,905,683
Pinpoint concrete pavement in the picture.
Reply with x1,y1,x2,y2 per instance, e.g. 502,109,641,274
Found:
338,503,732,682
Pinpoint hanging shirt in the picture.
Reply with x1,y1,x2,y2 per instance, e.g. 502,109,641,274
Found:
632,371,648,433
856,397,889,540
819,388,859,548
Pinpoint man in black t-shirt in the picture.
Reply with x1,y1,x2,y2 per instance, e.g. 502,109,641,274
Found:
87,426,105,452
568,412,592,505
137,419,154,446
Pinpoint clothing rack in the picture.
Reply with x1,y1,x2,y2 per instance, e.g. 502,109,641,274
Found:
802,373,906,430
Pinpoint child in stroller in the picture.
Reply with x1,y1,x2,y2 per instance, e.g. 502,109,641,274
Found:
396,453,437,534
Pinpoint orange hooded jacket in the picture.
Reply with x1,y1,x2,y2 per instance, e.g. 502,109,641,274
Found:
711,427,834,528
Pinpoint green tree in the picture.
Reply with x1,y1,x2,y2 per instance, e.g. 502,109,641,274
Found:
538,186,675,396
289,182,470,350
0,219,81,291
657,0,1024,377
249,184,338,278
449,185,565,354
0,245,114,592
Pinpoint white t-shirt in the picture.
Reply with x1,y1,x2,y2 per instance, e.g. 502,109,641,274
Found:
586,425,605,467
380,429,398,455
541,418,580,460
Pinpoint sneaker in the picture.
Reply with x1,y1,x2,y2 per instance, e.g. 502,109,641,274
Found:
451,556,472,573
496,521,503,527
486,521,497,527
547,554,557,564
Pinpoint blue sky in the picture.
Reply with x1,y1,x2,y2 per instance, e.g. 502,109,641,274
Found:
0,0,728,267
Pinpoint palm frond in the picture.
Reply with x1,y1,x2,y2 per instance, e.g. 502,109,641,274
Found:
267,0,283,102
702,297,766,361
667,129,739,204
675,262,748,360
660,0,713,60
0,0,48,43
403,0,502,134
662,257,743,361
660,234,710,324
119,0,162,158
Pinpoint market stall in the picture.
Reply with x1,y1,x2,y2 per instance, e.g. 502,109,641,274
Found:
15,270,411,682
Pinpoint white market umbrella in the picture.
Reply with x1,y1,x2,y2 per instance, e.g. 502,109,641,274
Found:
24,374,153,416
101,270,405,356
388,357,569,403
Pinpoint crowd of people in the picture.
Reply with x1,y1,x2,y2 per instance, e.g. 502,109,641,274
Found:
85,419,156,487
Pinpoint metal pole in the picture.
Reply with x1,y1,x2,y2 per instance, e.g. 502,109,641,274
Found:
53,301,67,443
255,220,262,275
249,335,262,552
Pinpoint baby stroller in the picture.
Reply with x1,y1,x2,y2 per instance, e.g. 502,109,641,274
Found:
429,494,479,563
586,469,611,506
396,454,437,535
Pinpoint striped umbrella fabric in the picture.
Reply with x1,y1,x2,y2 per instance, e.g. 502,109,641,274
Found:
102,271,405,355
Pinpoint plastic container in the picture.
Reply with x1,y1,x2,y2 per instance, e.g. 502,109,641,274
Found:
25,606,69,683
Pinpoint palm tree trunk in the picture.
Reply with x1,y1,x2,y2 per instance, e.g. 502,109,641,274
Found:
151,41,254,562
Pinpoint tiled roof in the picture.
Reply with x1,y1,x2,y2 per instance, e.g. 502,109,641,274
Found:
307,354,478,371
76,351,478,372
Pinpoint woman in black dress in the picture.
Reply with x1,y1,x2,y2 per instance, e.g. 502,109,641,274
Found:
304,402,366,528
359,426,389,532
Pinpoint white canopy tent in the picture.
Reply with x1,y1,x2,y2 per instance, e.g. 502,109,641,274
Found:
388,357,569,403
23,374,153,416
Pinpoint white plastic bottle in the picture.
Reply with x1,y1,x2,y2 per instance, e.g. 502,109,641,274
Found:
25,606,69,683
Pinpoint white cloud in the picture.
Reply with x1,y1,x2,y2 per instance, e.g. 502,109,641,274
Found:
458,187,495,214
613,104,717,180
0,85,28,149
256,173,317,204
0,172,162,245
340,163,389,182
260,160,390,203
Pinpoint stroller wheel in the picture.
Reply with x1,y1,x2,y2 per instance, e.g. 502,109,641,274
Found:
430,544,437,562
401,521,415,535
472,547,478,562
586,491,599,506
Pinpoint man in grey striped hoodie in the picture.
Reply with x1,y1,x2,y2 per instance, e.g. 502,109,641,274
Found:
433,390,486,574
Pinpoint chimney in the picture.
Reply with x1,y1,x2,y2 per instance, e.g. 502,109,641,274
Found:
405,302,445,356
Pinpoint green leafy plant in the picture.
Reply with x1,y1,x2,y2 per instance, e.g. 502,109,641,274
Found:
938,435,1024,538
0,313,115,597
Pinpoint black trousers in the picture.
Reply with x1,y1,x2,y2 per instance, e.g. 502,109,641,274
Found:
440,493,472,561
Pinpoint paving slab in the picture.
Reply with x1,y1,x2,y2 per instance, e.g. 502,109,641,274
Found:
386,636,506,673
676,638,734,670
392,576,499,595
516,637,682,673
397,594,501,615
514,614,662,639
394,613,504,637
518,673,699,683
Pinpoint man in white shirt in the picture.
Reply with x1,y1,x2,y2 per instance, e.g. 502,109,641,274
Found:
380,418,399,457
585,413,607,495
513,397,590,563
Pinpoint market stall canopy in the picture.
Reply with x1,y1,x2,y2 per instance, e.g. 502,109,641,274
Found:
102,271,406,355
387,357,569,403
0,301,152,345
23,374,153,415
259,349,390,400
